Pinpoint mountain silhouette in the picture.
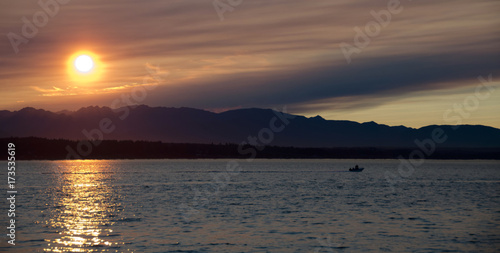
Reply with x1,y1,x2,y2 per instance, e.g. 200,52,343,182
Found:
0,105,499,148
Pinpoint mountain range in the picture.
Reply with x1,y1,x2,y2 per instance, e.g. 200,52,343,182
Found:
0,105,499,148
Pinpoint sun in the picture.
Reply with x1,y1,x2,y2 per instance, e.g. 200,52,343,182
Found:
67,51,103,83
74,55,94,73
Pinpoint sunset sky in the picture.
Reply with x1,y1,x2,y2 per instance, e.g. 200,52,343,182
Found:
1,0,499,128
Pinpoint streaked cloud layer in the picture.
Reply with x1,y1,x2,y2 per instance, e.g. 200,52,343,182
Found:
0,0,499,127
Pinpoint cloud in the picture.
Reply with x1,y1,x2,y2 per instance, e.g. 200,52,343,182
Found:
0,0,498,122
142,49,499,110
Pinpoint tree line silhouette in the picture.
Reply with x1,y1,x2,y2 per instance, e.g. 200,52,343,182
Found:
1,137,498,160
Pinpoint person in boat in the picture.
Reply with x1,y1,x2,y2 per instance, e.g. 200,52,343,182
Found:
355,165,359,169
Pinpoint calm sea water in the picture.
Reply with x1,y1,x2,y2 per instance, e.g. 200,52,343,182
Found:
1,159,499,252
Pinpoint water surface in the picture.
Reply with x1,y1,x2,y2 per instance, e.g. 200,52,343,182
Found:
1,159,499,252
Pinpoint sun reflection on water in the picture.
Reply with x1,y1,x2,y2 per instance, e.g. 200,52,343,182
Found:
44,160,123,252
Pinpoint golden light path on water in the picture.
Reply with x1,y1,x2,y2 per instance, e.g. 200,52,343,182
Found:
44,160,123,252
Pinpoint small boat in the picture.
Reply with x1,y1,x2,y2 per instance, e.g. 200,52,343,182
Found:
348,166,364,172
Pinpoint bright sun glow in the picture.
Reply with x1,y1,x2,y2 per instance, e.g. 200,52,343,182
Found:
74,55,94,73
67,51,104,83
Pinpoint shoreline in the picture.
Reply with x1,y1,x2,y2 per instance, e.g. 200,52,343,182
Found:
12,157,500,161
2,137,499,161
